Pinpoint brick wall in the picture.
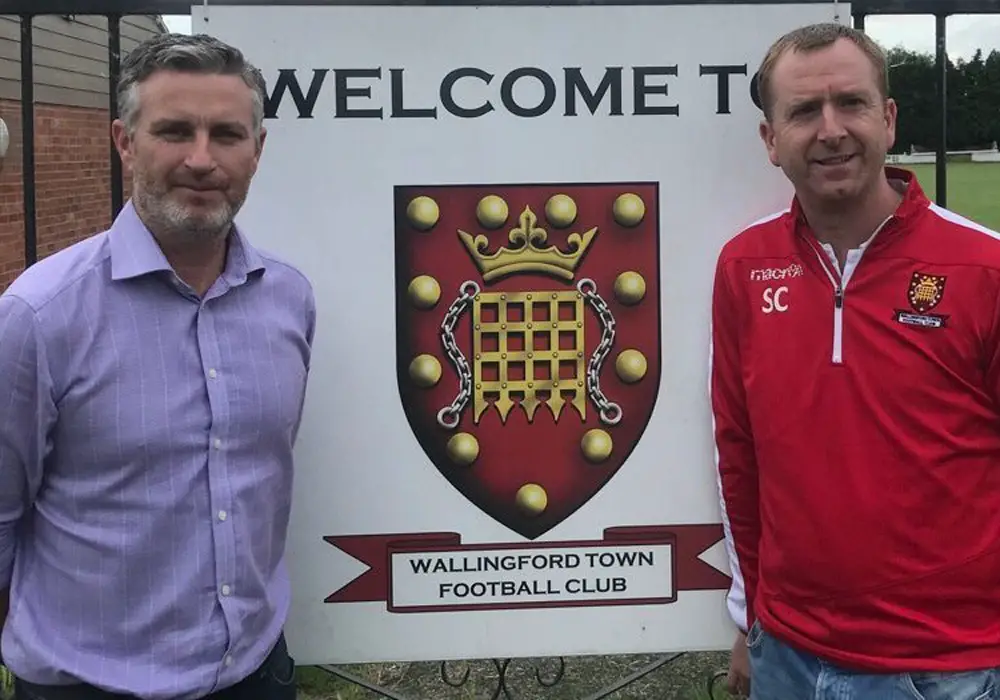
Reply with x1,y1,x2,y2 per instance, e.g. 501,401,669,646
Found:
0,98,129,291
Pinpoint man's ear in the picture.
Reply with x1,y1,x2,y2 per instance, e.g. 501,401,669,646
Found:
111,119,134,172
759,119,780,167
884,97,897,150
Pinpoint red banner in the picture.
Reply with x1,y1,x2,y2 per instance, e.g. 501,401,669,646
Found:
323,523,730,612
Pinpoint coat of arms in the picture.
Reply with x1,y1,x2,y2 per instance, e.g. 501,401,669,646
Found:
394,182,660,540
907,272,947,314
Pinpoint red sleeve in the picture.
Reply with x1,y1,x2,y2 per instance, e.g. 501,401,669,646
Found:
987,280,1000,408
710,252,760,633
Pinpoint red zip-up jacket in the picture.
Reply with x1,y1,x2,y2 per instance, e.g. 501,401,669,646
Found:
712,167,1000,672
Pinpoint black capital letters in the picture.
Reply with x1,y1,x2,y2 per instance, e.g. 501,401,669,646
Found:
389,69,437,119
264,69,328,119
500,68,557,118
335,68,383,119
440,68,494,118
633,66,679,116
564,67,623,116
699,64,748,114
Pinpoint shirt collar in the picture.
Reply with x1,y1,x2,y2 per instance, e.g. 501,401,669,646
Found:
109,199,266,284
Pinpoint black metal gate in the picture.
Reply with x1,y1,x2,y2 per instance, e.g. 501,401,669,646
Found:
3,1,999,697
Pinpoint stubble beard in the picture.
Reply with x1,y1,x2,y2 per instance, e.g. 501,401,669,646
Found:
133,176,246,248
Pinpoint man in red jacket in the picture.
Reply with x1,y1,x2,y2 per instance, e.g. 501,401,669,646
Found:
713,21,1000,700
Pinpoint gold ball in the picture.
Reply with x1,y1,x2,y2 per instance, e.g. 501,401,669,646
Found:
407,196,439,231
613,193,645,227
614,271,646,305
545,194,577,228
581,429,613,464
476,195,508,229
615,349,647,384
446,432,479,467
408,275,441,309
409,354,442,388
515,483,548,515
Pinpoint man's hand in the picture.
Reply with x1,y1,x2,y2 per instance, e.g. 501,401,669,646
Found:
726,631,750,697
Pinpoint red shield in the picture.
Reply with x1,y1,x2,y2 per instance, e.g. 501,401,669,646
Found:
394,182,660,540
907,272,947,313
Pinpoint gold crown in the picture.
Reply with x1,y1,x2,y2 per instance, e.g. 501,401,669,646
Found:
458,205,597,282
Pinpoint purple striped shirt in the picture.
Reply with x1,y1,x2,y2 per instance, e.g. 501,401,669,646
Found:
0,201,315,699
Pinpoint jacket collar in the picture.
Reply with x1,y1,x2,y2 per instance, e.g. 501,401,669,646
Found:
788,166,931,247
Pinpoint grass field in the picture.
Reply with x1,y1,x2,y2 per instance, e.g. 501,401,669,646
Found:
907,161,1000,231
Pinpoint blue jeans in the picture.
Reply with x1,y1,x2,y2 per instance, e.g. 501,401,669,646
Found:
748,620,999,700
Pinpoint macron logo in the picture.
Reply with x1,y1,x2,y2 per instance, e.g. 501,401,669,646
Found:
749,263,803,282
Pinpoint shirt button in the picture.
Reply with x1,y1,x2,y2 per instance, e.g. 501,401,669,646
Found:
208,368,218,379
221,584,231,596
218,510,227,521
224,655,233,667
214,438,222,449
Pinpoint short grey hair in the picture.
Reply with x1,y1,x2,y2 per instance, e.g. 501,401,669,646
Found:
117,33,267,137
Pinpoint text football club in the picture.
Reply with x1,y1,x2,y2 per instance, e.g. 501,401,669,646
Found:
321,183,729,612
325,526,728,612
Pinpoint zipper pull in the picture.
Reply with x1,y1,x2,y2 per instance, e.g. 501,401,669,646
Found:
834,286,844,309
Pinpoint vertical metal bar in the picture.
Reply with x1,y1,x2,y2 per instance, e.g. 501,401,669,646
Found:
108,14,124,218
935,13,947,207
20,15,36,269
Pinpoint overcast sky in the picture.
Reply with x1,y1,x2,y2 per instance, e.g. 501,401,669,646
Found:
161,13,1000,62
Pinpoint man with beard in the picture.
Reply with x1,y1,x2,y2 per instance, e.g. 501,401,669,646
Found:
713,22,1000,700
0,33,314,700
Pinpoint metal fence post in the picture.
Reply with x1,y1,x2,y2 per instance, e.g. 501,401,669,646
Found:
935,13,948,207
109,13,124,218
20,14,36,268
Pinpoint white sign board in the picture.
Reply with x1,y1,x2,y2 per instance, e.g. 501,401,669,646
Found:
195,1,846,665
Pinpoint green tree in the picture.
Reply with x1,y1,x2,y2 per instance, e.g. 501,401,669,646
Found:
886,47,937,153
984,50,1000,146
882,45,1000,153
